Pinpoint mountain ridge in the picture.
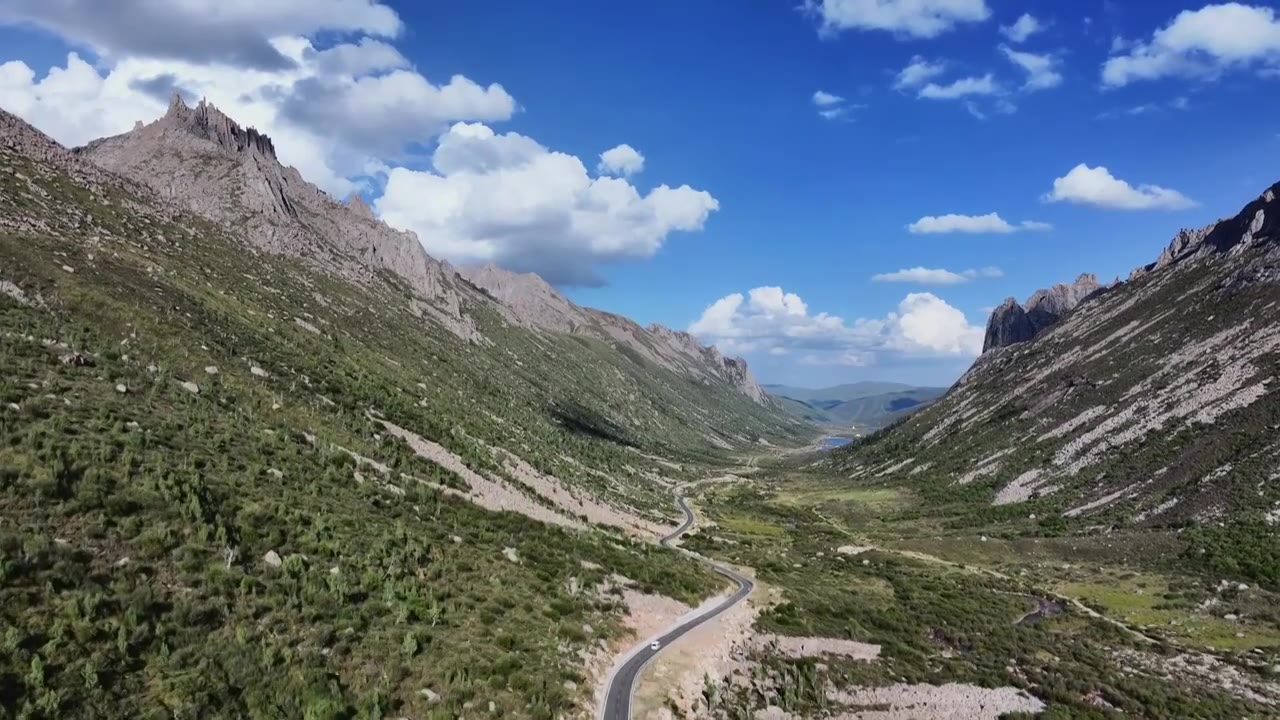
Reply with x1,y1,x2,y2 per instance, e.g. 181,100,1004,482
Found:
72,94,770,405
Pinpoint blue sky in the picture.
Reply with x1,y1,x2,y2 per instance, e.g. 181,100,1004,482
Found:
2,1,1279,386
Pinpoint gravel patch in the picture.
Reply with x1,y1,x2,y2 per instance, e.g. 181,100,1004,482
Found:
827,682,1045,719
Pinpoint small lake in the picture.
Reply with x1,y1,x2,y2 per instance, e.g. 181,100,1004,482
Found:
820,436,852,450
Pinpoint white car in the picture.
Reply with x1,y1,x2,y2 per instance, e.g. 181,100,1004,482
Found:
649,640,662,651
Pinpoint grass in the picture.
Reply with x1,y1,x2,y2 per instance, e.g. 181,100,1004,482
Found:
771,485,907,509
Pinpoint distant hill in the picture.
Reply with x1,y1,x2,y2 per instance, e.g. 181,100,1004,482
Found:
764,383,947,430
762,381,916,403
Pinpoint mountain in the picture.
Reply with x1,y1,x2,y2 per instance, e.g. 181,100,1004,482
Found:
0,101,810,717
74,94,768,406
829,179,1280,548
983,272,1105,352
765,383,947,429
458,263,768,404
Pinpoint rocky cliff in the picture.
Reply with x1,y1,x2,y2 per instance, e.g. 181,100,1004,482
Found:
983,273,1104,352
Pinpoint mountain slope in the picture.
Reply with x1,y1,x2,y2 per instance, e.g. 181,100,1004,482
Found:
458,263,768,404
73,95,790,440
0,103,806,718
827,180,1280,580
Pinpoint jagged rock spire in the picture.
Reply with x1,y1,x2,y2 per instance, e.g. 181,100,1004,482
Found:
162,92,277,160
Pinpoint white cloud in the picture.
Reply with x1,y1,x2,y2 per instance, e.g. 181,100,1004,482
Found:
1043,164,1197,210
805,0,991,39
801,350,876,367
0,0,403,70
811,89,863,120
812,89,844,106
688,286,983,361
376,123,717,285
597,144,645,177
307,37,407,75
872,266,1003,284
1000,13,1043,43
918,73,1000,99
1000,45,1063,90
894,56,947,90
1102,3,1280,87
907,212,1052,234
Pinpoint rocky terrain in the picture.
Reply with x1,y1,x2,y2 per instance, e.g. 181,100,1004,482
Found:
983,272,1106,352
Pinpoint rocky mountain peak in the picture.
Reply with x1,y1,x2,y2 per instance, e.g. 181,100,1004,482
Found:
74,99,483,341
984,274,1104,353
159,93,277,160
1133,180,1280,280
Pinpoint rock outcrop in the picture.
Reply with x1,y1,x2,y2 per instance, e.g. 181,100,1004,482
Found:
1132,182,1280,280
983,273,1103,353
75,94,478,340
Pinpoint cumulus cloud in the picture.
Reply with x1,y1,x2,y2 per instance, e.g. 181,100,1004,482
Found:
688,286,984,362
872,266,1003,284
1000,13,1043,43
279,71,515,158
907,212,1052,234
1000,46,1063,90
894,56,948,90
1043,164,1197,210
1102,3,1280,87
918,73,1000,99
597,144,645,177
376,123,717,285
804,0,991,38
0,0,402,70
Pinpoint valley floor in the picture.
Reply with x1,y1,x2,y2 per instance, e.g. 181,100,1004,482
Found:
632,450,1280,719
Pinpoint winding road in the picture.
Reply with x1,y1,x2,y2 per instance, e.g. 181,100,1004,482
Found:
598,495,754,720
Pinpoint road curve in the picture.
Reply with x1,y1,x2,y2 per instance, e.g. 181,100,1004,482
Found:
599,495,754,720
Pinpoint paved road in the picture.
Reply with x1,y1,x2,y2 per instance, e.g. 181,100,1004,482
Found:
598,495,754,720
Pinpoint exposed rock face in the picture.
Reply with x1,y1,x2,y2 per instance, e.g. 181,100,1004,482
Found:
75,94,478,340
983,297,1036,351
459,263,592,333
1133,182,1280,280
458,263,770,404
983,273,1103,353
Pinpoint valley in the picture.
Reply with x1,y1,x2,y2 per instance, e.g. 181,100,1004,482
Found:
2,62,1279,720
